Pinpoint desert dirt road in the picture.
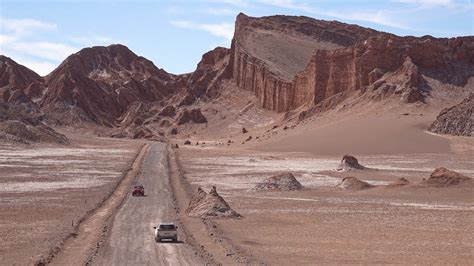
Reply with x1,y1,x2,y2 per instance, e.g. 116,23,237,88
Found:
93,143,201,265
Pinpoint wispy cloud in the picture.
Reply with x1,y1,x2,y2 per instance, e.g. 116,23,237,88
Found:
0,17,78,75
1,18,57,36
170,20,234,41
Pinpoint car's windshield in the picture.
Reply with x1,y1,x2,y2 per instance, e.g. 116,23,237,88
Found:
159,224,175,230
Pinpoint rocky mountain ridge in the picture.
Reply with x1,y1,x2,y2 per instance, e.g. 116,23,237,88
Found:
1,13,473,140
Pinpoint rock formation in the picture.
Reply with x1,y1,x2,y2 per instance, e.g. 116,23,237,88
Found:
41,44,186,126
429,93,473,136
2,13,473,141
338,176,374,190
422,167,472,187
0,55,45,101
337,155,366,171
228,13,474,112
255,172,303,191
186,186,241,218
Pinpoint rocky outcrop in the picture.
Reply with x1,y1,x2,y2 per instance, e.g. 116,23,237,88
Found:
422,167,472,187
185,47,231,102
337,155,366,171
429,94,473,136
255,172,303,191
186,186,241,218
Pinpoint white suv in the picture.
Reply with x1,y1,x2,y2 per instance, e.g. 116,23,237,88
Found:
154,222,178,242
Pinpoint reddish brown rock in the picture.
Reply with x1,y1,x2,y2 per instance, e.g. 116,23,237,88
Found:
228,14,474,112
229,13,379,112
41,44,186,126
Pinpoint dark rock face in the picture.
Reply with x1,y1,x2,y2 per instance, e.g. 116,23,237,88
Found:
429,94,473,136
423,167,471,187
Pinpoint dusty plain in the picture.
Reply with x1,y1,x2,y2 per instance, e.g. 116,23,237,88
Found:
0,131,142,265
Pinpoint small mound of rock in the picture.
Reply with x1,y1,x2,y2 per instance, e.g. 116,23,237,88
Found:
255,172,303,191
186,186,241,218
423,167,471,187
337,155,366,171
338,177,374,190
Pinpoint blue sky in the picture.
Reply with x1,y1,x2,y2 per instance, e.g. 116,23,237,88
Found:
1,0,473,76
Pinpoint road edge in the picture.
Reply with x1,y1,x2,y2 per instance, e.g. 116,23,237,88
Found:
45,143,149,265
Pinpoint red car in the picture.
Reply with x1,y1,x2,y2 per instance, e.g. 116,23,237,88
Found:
132,185,145,196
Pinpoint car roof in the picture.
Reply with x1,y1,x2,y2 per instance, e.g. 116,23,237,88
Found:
159,222,175,225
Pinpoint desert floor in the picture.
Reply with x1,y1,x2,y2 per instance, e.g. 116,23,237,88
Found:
176,132,473,264
0,133,142,265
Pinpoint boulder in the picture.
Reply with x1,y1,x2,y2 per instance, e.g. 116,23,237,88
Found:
337,155,366,171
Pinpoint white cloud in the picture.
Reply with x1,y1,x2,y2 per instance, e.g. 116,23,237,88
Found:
170,20,234,41
9,41,78,62
16,60,57,76
0,17,79,75
1,18,57,36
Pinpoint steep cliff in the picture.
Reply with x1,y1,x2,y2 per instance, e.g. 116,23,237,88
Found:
228,13,474,112
296,35,474,106
228,13,380,112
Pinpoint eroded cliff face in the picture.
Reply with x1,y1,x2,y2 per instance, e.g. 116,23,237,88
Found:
228,14,474,112
296,35,474,105
228,13,381,112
